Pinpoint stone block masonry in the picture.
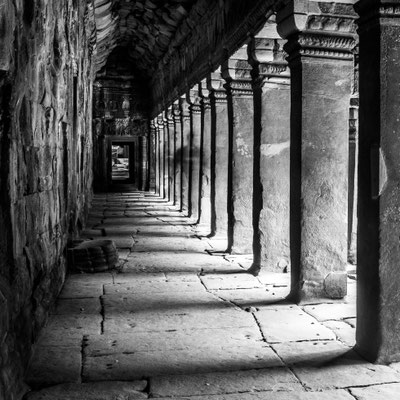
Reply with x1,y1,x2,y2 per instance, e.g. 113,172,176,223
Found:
0,1,95,398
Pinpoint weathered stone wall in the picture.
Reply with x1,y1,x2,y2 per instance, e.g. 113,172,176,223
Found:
0,1,95,398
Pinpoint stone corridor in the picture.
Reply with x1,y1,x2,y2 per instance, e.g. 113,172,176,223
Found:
24,190,400,399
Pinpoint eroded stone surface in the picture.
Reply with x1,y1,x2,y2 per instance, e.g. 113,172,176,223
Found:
292,351,400,390
84,327,262,356
350,383,400,400
25,381,147,400
83,345,282,381
26,347,82,389
303,304,356,322
150,368,301,397
254,305,336,343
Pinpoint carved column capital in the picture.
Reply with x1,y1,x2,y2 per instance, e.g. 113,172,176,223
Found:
180,95,191,121
355,0,400,31
199,79,211,109
206,67,228,103
221,45,253,97
248,18,290,86
172,100,182,124
186,84,202,114
165,107,174,127
276,0,357,62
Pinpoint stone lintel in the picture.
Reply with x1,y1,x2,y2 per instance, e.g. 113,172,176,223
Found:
277,0,357,62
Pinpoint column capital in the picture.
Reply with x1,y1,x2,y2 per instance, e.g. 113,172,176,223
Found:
165,107,174,126
172,100,182,124
221,45,253,96
206,67,228,103
355,0,400,30
199,79,211,109
248,18,290,86
276,0,357,62
180,95,191,120
186,84,202,114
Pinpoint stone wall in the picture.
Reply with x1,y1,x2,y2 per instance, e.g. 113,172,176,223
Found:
0,1,95,398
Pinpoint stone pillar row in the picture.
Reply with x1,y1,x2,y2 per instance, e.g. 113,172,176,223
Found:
146,0,400,366
150,0,355,304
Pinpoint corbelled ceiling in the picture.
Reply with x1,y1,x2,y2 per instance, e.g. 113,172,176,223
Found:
93,0,197,76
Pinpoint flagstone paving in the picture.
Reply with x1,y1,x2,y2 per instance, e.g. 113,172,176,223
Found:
24,190,400,399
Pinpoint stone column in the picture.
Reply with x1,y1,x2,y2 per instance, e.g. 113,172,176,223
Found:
187,85,202,221
207,68,229,239
141,134,148,191
277,1,356,302
162,112,170,201
222,46,254,254
149,120,156,193
153,118,161,196
197,79,212,234
180,95,191,215
355,0,400,363
248,20,291,275
156,114,165,199
166,106,175,204
173,100,183,209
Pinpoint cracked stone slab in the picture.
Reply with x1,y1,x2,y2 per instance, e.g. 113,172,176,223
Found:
212,288,290,307
303,303,356,322
52,298,101,315
35,331,83,348
322,320,355,347
45,314,102,335
200,274,263,290
26,346,82,389
350,383,400,399
254,305,336,343
102,291,228,314
102,235,135,249
165,272,200,282
292,350,400,390
113,271,167,284
67,273,114,284
25,381,148,400
122,252,235,273
83,345,283,381
149,368,302,398
84,327,263,355
256,272,291,287
103,309,256,333
271,340,349,365
132,237,209,253
103,280,206,295
153,390,354,400
59,282,104,299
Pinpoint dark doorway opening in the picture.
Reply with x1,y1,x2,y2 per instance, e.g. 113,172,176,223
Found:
110,141,135,184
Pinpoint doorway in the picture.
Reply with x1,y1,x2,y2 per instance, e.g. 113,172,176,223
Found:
110,141,135,184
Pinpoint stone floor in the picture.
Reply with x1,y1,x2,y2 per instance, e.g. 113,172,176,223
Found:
24,189,400,399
